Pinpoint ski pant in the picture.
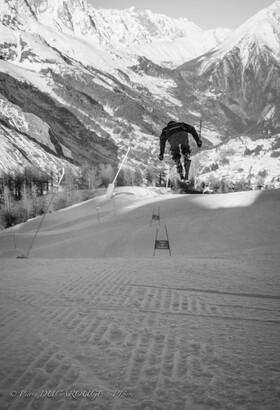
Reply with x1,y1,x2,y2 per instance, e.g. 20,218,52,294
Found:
168,131,192,179
170,144,191,179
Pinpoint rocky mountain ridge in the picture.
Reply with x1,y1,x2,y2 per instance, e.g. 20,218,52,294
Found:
177,0,280,134
0,0,279,186
0,0,230,67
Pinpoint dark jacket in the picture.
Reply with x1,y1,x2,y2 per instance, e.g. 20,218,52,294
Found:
159,121,200,155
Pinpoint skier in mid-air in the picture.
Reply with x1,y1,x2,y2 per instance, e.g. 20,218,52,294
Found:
158,120,202,181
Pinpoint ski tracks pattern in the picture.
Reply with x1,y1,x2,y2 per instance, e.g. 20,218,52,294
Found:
0,258,280,410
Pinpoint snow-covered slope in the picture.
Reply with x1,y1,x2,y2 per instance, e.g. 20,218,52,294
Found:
0,20,177,175
0,1,229,47
0,0,230,67
0,0,226,176
125,28,230,68
192,135,280,188
1,186,279,258
0,187,279,410
0,0,279,185
200,0,280,69
178,1,280,134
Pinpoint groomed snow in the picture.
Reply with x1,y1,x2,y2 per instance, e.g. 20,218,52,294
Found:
0,187,279,410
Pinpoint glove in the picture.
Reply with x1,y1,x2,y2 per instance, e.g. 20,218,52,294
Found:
197,140,202,148
158,154,164,161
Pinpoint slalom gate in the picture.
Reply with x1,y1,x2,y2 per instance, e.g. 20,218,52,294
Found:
150,207,160,227
153,225,171,256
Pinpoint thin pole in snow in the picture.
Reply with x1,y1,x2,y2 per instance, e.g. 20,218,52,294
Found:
112,147,131,185
17,168,65,259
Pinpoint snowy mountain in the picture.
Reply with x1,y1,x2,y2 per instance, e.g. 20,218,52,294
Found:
0,0,230,67
125,28,230,68
177,1,280,135
0,0,280,185
0,0,229,177
190,135,280,189
174,1,280,185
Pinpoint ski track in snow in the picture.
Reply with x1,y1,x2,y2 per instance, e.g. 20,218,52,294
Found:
0,187,280,410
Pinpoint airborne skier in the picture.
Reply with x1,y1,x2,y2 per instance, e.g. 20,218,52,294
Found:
158,120,202,181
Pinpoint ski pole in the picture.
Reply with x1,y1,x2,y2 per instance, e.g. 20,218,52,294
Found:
199,116,202,140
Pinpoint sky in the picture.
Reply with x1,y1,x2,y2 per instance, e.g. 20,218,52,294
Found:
88,0,275,29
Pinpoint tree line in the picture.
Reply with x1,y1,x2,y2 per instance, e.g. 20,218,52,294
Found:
1,162,274,230
0,164,147,229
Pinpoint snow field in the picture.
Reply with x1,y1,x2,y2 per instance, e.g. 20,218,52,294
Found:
0,187,279,409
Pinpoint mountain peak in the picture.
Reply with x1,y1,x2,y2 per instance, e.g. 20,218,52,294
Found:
200,0,280,66
0,0,206,47
269,0,280,10
0,0,279,182
124,6,137,13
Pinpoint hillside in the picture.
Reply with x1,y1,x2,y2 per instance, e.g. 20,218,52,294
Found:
176,1,280,186
177,1,280,135
0,0,280,186
1,187,279,258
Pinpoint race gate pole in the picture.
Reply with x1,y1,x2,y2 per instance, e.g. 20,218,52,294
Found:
17,168,65,259
106,147,130,199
